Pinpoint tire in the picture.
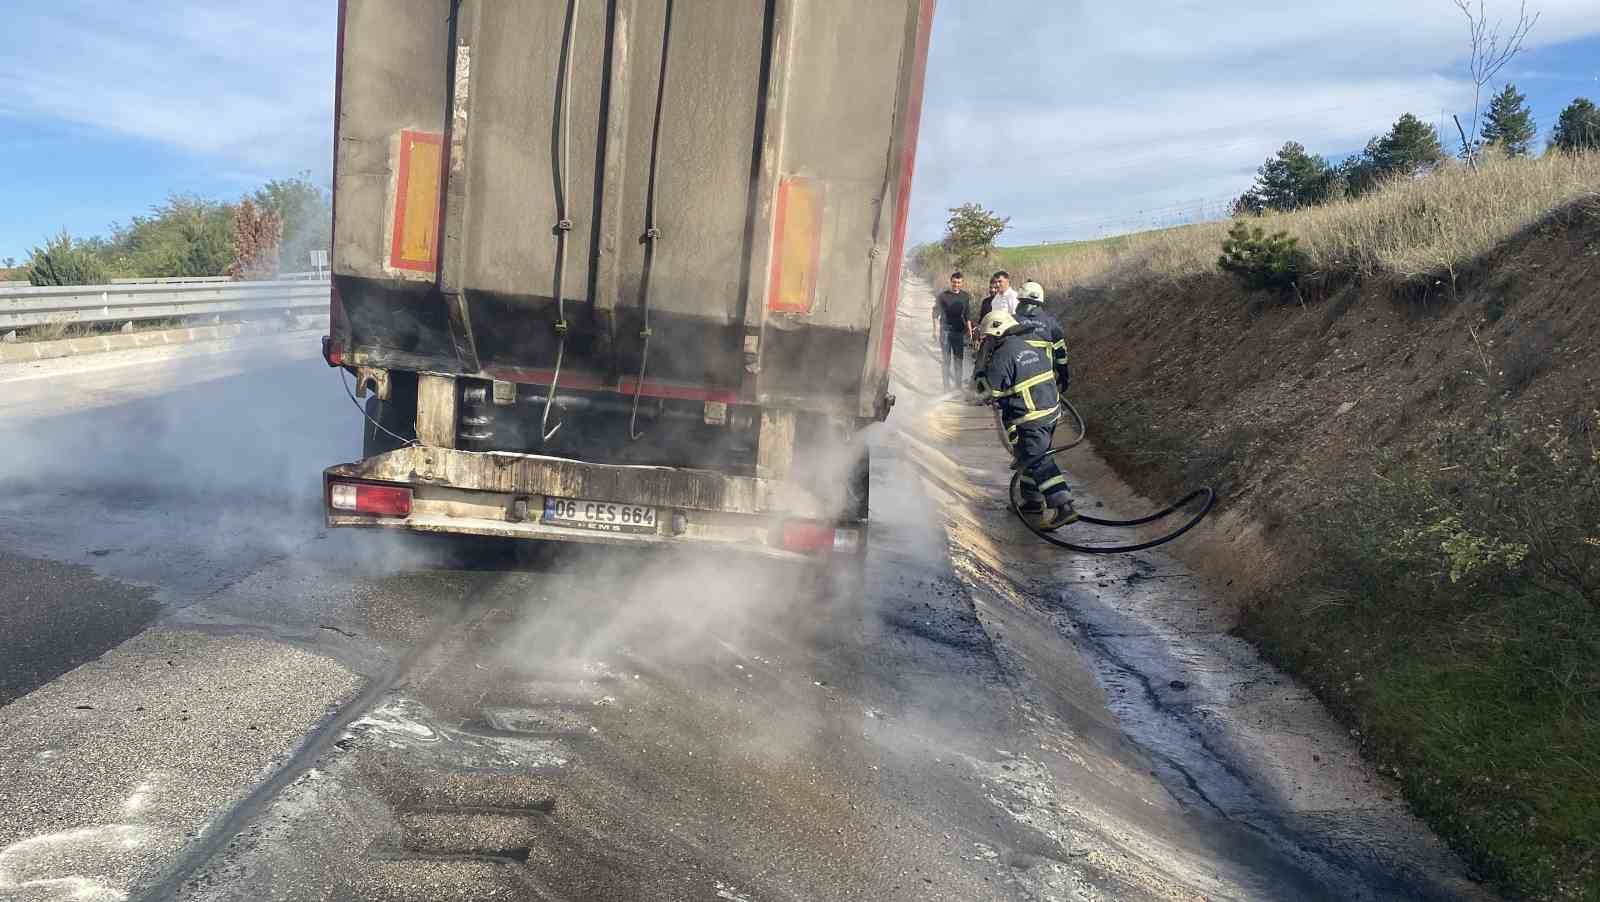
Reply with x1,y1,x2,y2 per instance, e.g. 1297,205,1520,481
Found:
361,373,418,457
844,445,870,522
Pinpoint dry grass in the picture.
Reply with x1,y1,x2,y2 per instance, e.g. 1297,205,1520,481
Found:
1013,221,1228,290
992,151,1600,294
6,316,197,344
1286,150,1600,278
30,318,83,342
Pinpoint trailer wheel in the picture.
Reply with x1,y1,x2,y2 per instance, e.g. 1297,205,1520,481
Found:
361,372,418,456
845,446,870,521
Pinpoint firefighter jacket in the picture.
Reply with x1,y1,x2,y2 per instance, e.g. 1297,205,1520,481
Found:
974,325,1061,442
1014,300,1070,392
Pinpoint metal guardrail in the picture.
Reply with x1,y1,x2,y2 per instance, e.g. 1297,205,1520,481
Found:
0,279,328,331
109,276,234,285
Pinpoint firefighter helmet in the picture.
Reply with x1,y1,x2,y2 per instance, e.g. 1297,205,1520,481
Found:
980,310,1018,339
1019,281,1045,303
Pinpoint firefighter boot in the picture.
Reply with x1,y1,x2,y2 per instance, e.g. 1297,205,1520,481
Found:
1035,499,1080,531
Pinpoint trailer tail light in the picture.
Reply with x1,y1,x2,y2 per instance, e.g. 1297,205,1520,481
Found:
768,177,823,314
329,482,413,517
779,521,860,555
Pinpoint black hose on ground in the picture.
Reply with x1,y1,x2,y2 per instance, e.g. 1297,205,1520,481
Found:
1056,395,1087,451
1008,398,1215,554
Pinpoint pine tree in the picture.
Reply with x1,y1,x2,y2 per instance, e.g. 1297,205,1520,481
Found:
1340,116,1445,198
1250,142,1335,212
1551,98,1600,153
1339,137,1384,198
1372,114,1445,175
1481,84,1536,157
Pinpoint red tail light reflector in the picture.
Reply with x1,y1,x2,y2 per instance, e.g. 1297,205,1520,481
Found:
329,481,413,517
780,520,861,554
780,521,834,553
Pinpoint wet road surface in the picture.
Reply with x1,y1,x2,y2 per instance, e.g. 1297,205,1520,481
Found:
0,319,1489,900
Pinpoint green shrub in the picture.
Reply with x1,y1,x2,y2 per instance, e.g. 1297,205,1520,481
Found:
1217,221,1308,293
26,231,108,286
1320,410,1600,606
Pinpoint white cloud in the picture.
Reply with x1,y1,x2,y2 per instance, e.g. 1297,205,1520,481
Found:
1,1,335,183
2,1,1593,249
912,0,1600,245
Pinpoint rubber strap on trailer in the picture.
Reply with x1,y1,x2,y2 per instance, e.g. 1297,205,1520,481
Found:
630,0,675,441
541,0,582,443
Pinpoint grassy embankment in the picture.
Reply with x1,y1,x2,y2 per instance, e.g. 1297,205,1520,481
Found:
924,151,1600,901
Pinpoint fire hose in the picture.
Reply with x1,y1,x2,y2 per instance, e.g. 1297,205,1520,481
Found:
1004,398,1215,554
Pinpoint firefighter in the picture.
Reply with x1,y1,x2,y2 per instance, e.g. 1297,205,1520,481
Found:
974,310,1078,528
1014,281,1069,394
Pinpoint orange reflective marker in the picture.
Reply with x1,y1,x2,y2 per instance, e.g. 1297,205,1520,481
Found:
390,129,444,272
768,177,824,314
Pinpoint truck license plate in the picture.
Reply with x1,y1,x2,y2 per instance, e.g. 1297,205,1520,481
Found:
542,498,658,535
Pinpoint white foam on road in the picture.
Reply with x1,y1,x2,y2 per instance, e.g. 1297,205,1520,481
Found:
0,631,361,899
0,823,154,901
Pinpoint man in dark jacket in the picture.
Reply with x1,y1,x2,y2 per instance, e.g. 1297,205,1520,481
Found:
973,310,1077,528
1014,280,1069,394
932,271,973,390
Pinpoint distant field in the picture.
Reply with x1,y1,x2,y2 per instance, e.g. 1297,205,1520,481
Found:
992,224,1204,273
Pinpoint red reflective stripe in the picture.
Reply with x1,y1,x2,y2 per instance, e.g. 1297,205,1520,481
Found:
875,0,936,376
780,521,835,553
768,178,792,311
768,177,824,315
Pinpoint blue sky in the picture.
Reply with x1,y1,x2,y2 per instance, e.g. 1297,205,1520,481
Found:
1,1,1597,263
0,2,336,264
915,0,1600,245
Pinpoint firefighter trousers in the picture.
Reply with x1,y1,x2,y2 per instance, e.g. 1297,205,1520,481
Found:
1010,421,1071,508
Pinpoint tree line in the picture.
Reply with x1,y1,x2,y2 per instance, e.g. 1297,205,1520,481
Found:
1232,90,1600,216
2,173,332,286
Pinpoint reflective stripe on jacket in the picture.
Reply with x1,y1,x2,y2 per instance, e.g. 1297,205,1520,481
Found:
975,328,1061,436
1015,300,1069,390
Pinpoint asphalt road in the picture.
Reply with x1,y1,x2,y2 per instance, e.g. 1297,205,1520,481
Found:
0,313,1489,901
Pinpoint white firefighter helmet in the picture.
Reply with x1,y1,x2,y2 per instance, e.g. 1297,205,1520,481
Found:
1019,281,1045,303
980,310,1018,339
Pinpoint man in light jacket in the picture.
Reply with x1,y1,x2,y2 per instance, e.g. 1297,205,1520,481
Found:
978,270,1018,322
